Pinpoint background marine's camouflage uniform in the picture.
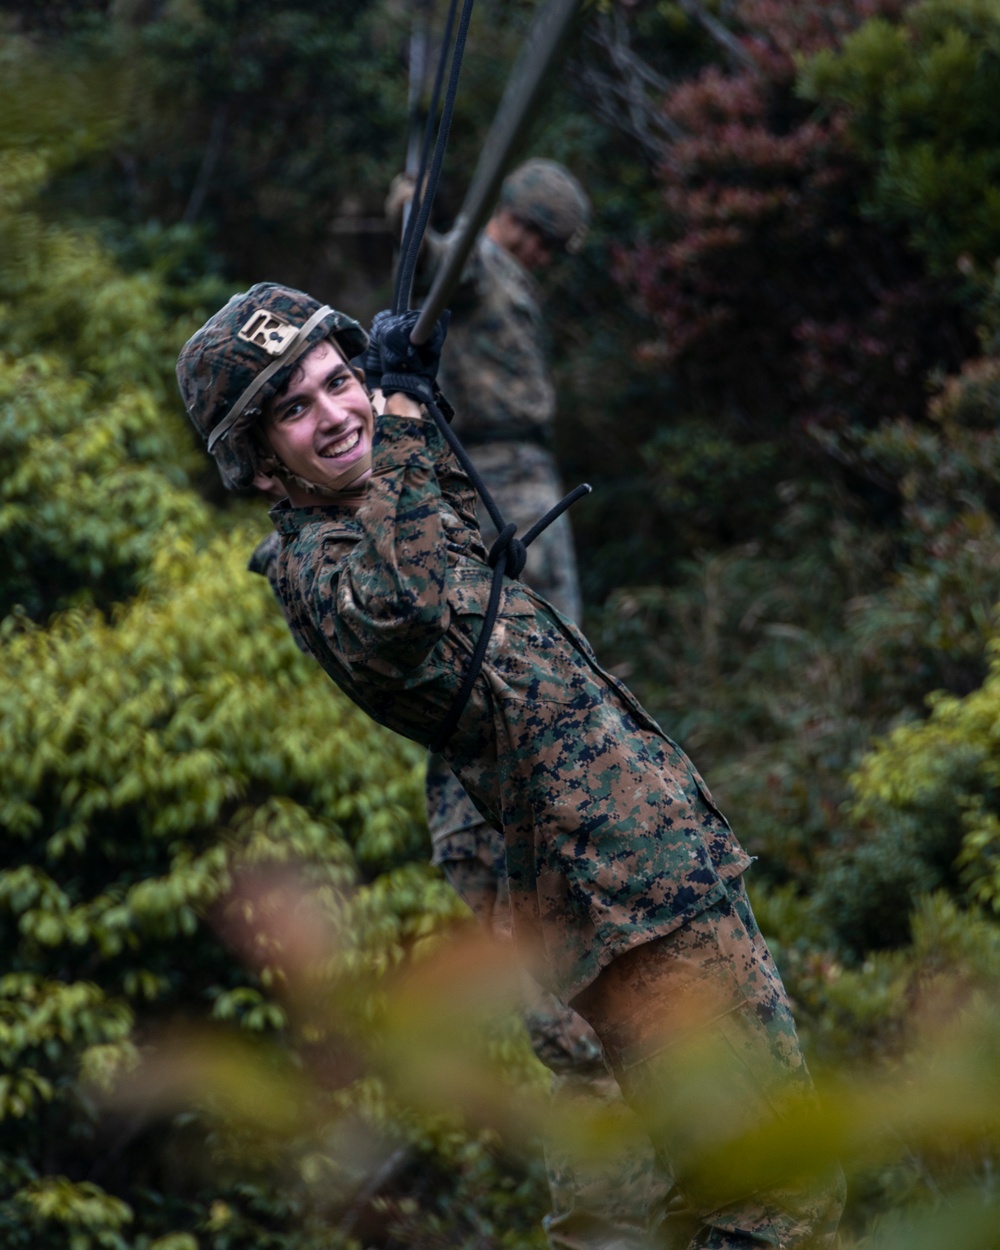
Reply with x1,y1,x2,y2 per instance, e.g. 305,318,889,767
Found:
420,286,579,870
263,410,844,1249
426,219,581,655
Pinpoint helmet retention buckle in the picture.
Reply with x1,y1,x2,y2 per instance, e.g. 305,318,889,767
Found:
238,310,300,355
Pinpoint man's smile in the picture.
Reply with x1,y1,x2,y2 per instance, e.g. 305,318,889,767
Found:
320,428,362,458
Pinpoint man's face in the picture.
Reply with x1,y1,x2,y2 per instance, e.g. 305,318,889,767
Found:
259,339,374,503
486,207,555,272
509,221,554,271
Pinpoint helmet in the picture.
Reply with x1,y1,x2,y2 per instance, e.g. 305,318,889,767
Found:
499,159,590,254
176,282,368,490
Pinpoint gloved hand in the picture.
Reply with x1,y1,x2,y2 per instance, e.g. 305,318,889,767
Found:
369,308,450,407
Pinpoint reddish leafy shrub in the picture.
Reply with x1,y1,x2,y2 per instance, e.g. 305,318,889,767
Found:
617,0,973,441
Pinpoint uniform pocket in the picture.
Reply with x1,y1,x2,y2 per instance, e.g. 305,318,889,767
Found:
486,607,597,704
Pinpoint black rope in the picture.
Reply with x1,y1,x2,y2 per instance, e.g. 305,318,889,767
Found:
386,0,592,752
427,399,591,753
396,0,473,312
395,0,455,312
395,0,475,314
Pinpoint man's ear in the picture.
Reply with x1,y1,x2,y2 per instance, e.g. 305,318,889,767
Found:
252,469,288,501
249,424,287,499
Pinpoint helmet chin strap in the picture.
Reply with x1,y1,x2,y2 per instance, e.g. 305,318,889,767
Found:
270,448,373,502
328,451,373,493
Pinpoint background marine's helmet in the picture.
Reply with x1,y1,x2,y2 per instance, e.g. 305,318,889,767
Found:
176,282,367,490
499,159,591,254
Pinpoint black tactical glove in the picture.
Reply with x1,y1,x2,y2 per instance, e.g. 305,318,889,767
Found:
369,308,450,408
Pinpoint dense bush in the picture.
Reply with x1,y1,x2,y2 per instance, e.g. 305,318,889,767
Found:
0,131,228,619
849,628,1000,926
614,0,974,448
0,530,457,1248
802,0,1000,278
0,347,207,619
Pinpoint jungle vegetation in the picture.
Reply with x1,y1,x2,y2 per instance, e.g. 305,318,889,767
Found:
4,1,1000,1246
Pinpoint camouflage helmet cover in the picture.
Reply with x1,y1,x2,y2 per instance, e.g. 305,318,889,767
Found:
499,158,590,254
176,282,368,490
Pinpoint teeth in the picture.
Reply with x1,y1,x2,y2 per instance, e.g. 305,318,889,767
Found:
322,430,360,457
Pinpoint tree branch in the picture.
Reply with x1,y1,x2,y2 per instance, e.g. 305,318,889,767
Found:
674,0,758,72
572,9,684,162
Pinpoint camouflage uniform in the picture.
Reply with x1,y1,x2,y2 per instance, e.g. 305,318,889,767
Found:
264,412,844,1248
181,284,843,1248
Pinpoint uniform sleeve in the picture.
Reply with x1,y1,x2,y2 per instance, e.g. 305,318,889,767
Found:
422,227,484,310
311,414,454,679
424,415,482,537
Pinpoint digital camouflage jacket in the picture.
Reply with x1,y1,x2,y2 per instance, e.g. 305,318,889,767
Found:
268,414,751,1000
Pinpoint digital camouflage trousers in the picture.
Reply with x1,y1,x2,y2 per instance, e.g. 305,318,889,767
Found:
573,879,845,1250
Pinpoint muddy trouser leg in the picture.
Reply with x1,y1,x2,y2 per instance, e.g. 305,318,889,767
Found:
529,991,673,1250
429,756,669,1250
572,877,846,1250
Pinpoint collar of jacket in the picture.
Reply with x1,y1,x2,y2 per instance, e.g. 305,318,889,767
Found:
268,500,361,536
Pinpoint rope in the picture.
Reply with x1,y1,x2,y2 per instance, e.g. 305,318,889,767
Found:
395,0,475,315
426,398,591,754
388,0,591,752
396,0,455,311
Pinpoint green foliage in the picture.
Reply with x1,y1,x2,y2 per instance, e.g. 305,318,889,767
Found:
21,0,409,290
10,1,1000,1244
371,1136,549,1250
0,351,208,619
779,349,1000,954
0,29,123,169
739,889,1000,1237
0,47,227,409
851,633,1000,916
0,137,234,620
15,1177,134,1250
833,357,1000,701
802,0,1000,277
0,528,456,1245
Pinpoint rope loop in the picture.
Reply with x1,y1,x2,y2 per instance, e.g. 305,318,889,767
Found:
427,398,590,754
488,523,527,578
